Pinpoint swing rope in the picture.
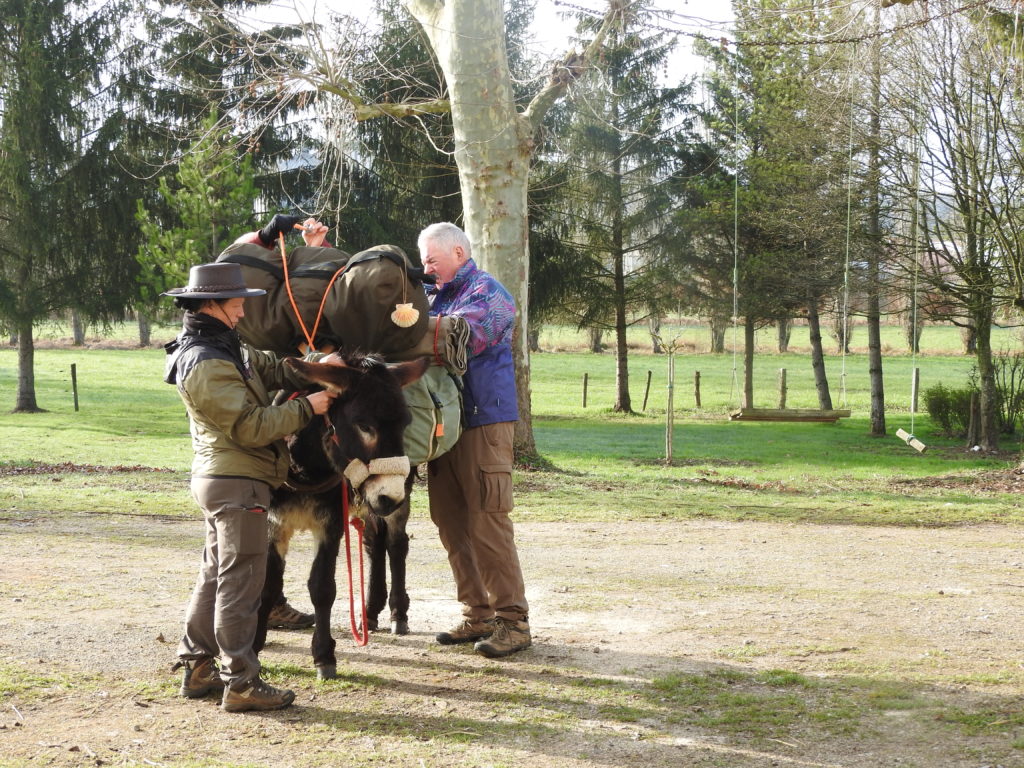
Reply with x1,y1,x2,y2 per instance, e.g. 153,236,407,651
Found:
840,96,855,409
729,46,741,409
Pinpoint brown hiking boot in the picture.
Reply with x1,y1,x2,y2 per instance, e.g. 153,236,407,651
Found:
175,657,225,699
221,677,295,713
267,600,315,630
474,617,531,658
435,618,495,645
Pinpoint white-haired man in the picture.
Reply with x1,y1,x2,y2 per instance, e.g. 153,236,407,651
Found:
418,222,530,658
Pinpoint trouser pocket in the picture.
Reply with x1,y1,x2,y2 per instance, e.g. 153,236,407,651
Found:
218,505,268,557
479,463,513,513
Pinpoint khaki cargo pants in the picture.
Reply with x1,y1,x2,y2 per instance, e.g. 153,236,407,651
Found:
428,421,528,623
177,476,271,689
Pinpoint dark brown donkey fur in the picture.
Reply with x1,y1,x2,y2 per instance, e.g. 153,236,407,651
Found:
254,353,428,680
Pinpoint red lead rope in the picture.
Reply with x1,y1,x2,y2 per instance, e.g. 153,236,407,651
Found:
341,478,370,646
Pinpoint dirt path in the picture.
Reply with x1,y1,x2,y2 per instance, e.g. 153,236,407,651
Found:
1,511,1023,767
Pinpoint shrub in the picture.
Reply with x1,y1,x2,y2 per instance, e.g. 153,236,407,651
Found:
923,384,974,437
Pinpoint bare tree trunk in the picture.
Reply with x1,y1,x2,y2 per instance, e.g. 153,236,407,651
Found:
14,320,41,412
974,305,999,451
903,310,922,353
7,332,17,345
404,0,534,455
649,315,662,353
588,327,603,353
709,316,727,353
138,313,152,347
807,298,834,410
403,0,618,457
743,316,755,409
527,322,540,353
777,318,791,353
961,323,977,355
866,7,886,436
831,312,851,354
613,258,631,413
71,309,86,346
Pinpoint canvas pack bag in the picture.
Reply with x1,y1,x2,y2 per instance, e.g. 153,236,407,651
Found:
216,243,350,354
216,243,429,356
402,366,463,466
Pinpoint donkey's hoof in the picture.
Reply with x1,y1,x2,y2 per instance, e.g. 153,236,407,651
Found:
316,665,337,681
391,619,409,635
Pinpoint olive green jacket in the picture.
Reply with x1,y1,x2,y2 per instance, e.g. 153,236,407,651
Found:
172,345,315,488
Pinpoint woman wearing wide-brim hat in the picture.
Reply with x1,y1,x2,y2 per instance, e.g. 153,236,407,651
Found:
162,261,336,713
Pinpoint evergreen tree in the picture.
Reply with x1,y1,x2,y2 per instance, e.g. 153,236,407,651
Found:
557,0,688,412
0,0,132,411
135,112,261,316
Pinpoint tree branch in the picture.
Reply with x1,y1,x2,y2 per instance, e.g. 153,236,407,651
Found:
522,0,625,130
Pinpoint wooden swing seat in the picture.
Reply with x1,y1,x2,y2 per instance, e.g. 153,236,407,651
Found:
729,408,851,423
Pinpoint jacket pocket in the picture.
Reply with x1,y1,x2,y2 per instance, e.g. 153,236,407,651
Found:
479,463,513,513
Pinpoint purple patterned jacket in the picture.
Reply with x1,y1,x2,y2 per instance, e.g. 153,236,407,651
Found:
426,258,518,428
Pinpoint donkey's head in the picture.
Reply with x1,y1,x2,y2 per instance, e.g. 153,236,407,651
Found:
285,353,429,517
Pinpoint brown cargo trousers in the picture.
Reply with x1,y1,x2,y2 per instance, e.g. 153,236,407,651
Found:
428,421,528,623
177,476,271,689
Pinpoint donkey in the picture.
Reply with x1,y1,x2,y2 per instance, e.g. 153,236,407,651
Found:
254,352,428,680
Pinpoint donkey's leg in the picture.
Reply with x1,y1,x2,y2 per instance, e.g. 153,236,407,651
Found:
386,479,414,635
308,515,342,680
363,515,388,633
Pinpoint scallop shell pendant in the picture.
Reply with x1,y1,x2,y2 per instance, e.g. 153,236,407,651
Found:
391,302,419,328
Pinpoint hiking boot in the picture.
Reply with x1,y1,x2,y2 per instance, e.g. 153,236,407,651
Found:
221,677,296,713
474,617,531,658
435,618,495,645
175,657,225,699
267,600,315,630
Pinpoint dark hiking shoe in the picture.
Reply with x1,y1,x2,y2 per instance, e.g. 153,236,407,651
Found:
268,600,315,630
221,677,295,713
474,617,531,658
175,657,225,699
435,618,495,645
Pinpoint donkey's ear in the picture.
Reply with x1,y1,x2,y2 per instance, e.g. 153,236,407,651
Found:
285,357,357,394
387,357,430,389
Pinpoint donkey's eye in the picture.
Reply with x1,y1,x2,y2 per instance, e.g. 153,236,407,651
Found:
355,424,378,444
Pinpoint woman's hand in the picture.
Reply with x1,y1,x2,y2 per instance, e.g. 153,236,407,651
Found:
306,389,337,415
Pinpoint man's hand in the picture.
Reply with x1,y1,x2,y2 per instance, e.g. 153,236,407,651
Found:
258,214,303,246
300,218,330,248
306,389,337,416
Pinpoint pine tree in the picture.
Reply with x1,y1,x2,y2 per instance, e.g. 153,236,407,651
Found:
557,1,689,413
0,0,132,411
135,112,260,313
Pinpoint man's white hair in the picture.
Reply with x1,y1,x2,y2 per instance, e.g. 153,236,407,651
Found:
417,222,471,259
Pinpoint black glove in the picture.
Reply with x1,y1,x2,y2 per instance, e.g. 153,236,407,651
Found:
257,214,304,246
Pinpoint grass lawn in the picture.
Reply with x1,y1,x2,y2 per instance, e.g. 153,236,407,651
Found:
0,322,1018,525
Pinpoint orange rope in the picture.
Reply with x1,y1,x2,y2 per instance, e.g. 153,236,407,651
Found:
279,232,350,354
279,232,315,351
341,480,369,646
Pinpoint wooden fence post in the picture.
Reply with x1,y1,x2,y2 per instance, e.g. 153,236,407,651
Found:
582,373,588,408
694,371,701,408
778,368,787,410
71,363,79,412
642,369,653,412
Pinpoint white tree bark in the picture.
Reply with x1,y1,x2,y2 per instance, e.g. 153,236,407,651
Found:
403,0,535,450
403,0,618,453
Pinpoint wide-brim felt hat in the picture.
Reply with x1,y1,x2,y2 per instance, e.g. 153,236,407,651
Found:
162,263,266,299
